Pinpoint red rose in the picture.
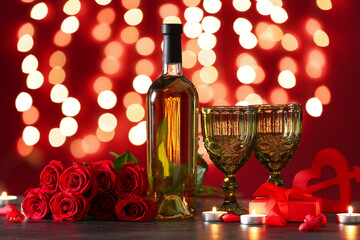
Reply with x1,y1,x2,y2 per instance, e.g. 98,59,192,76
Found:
22,188,50,219
50,192,89,221
40,160,63,195
89,194,117,220
114,162,149,198
115,194,158,222
91,160,116,194
60,163,97,200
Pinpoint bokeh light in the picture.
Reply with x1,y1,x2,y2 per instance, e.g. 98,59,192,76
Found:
60,117,78,136
62,97,81,117
315,85,331,105
201,16,221,33
105,41,123,58
17,137,33,157
135,59,155,76
182,51,197,69
22,54,38,74
23,126,40,146
184,22,202,38
15,92,33,112
93,76,113,94
95,0,112,6
49,67,66,85
123,92,143,108
49,51,66,68
270,7,288,24
98,113,117,132
198,50,216,66
17,34,33,52
97,8,116,24
128,122,146,146
50,84,69,103
101,57,120,75
245,93,263,105
200,66,218,84
237,65,256,84
256,0,273,16
96,128,115,142
270,88,289,104
203,0,222,14
306,97,323,117
82,135,100,154
92,23,112,41
278,70,296,89
26,71,44,90
97,90,117,109
122,0,140,9
121,27,139,44
18,23,35,38
133,75,152,94
317,0,332,10
135,37,155,56
54,30,72,47
159,4,179,19
305,18,321,35
313,30,330,47
233,0,251,12
61,16,80,34
183,0,201,7
198,33,217,50
236,85,254,101
184,7,203,22
30,2,48,20
126,104,145,122
124,9,143,26
279,56,298,73
22,106,39,125
197,84,214,103
63,0,81,15
233,18,252,35
281,33,298,51
49,128,66,147
71,139,86,158
239,33,258,49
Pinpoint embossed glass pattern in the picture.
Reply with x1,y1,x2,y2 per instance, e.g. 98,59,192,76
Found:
253,104,302,186
201,106,257,215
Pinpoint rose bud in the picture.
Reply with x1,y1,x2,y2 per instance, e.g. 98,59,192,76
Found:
89,194,117,220
22,188,50,219
60,163,97,200
115,194,158,222
114,162,149,198
91,160,116,194
50,192,89,221
39,160,63,195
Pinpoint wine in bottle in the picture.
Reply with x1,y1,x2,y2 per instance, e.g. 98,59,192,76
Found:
146,23,199,219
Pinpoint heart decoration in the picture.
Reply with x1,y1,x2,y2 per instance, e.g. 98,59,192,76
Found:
292,148,360,212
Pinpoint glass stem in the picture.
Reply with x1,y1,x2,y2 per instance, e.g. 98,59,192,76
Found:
221,175,239,206
268,171,284,186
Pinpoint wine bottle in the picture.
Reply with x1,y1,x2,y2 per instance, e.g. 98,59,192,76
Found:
146,23,199,219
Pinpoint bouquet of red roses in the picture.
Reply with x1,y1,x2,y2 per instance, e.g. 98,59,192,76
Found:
20,150,158,222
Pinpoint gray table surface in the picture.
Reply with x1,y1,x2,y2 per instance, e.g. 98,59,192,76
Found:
0,199,359,240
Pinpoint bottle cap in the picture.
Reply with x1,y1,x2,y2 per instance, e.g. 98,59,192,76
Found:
162,24,183,35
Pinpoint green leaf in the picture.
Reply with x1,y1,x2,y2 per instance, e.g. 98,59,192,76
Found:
113,149,139,171
197,154,208,170
197,164,207,191
109,152,119,158
82,163,89,167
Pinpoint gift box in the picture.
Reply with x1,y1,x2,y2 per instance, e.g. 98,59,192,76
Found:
249,196,322,222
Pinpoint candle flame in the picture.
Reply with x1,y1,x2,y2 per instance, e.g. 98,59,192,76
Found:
1,192,7,198
212,207,217,214
252,210,256,215
348,206,353,216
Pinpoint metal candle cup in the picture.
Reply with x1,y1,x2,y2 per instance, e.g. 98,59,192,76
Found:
240,210,266,225
337,206,360,224
0,192,18,208
202,207,227,222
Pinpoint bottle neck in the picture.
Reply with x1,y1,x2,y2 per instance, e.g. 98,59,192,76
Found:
162,33,182,76
163,63,183,76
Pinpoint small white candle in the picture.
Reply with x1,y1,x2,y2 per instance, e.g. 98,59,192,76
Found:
337,206,360,224
0,191,18,207
240,210,266,225
202,207,227,222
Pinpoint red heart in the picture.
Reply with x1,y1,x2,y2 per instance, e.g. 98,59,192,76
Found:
292,148,354,212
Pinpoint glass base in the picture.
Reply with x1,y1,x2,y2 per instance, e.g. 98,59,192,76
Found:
219,202,248,216
157,195,194,220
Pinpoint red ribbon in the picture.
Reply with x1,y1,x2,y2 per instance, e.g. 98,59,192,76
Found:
253,182,313,226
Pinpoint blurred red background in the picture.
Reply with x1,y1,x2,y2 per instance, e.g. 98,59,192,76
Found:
1,0,359,203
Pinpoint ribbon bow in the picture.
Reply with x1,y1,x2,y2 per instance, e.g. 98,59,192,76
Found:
253,182,313,226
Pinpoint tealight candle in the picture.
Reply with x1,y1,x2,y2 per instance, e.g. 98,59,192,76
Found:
0,191,18,208
337,206,360,224
240,210,266,225
202,207,227,222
